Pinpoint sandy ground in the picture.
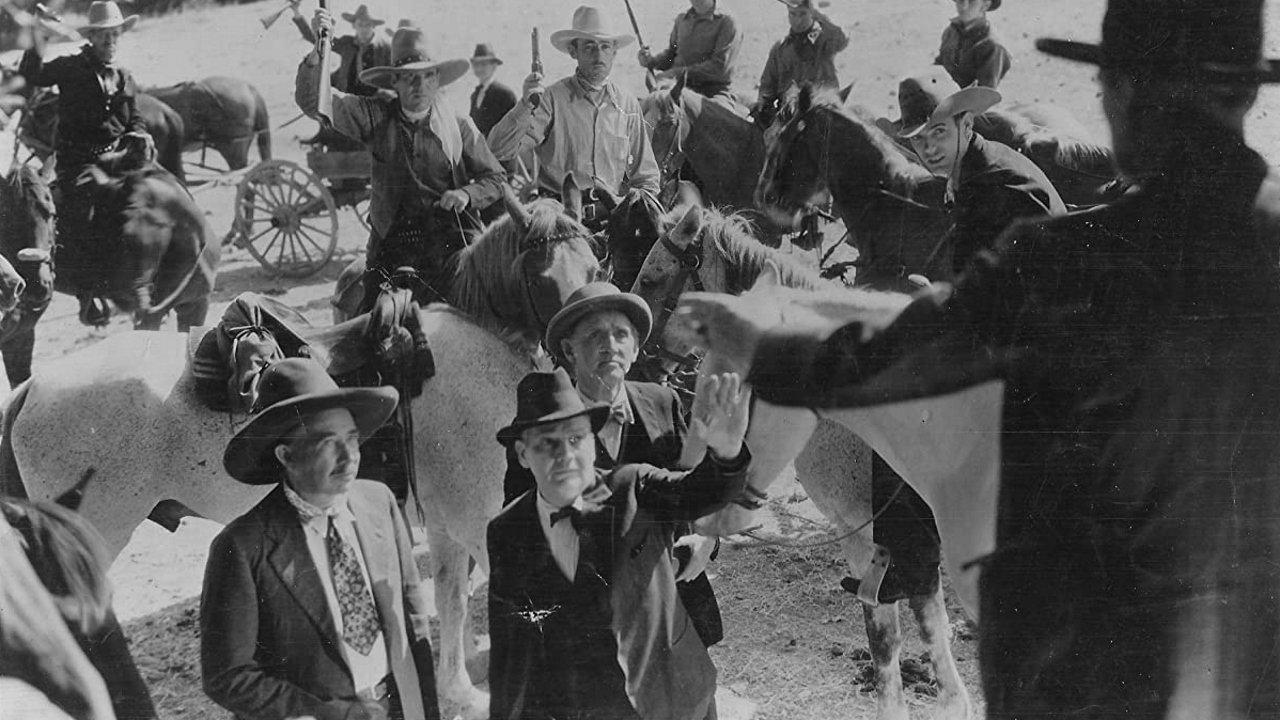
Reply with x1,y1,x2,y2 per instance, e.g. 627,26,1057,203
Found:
14,0,1280,717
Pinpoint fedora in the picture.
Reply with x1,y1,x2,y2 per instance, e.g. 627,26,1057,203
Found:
471,43,503,65
549,5,635,54
496,368,610,447
223,358,399,485
341,4,384,26
360,27,470,89
895,67,1001,139
78,1,138,33
1037,0,1280,83
544,282,653,364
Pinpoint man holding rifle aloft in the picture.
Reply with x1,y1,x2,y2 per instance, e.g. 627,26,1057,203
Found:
487,5,660,223
637,0,742,100
295,10,505,310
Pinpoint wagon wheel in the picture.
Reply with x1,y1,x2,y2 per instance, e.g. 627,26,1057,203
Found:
352,193,371,232
232,159,338,278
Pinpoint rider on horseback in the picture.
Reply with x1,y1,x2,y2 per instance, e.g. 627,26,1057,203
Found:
487,5,660,228
755,0,848,128
296,16,506,310
18,1,154,325
637,0,742,100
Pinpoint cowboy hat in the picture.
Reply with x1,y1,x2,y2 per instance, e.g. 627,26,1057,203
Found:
550,5,635,54
384,19,414,37
1037,0,1280,83
470,42,503,65
78,2,138,33
223,358,399,485
895,67,1001,139
360,27,470,89
341,4,384,26
496,368,610,447
544,282,653,365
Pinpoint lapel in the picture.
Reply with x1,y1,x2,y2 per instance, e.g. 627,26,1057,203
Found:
626,381,671,446
261,488,344,654
347,487,397,628
506,494,575,605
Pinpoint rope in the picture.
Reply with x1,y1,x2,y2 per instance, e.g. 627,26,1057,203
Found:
728,480,907,550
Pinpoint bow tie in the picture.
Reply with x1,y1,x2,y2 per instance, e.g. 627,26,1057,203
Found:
549,505,582,529
609,402,629,426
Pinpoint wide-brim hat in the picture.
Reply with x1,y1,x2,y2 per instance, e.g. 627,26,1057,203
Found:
78,1,138,33
550,5,635,54
544,282,653,364
385,19,414,37
989,0,1002,11
497,368,610,446
896,67,1001,139
1037,0,1280,83
341,4,385,26
223,358,399,485
471,43,502,65
360,27,469,89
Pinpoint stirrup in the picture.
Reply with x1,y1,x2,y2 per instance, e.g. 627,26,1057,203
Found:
839,544,892,607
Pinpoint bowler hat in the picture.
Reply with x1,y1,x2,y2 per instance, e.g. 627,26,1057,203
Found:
544,282,653,364
1037,0,1280,83
223,358,398,485
341,4,384,26
471,43,503,65
496,368,610,446
360,27,470,89
78,1,138,33
896,68,1001,139
550,5,635,54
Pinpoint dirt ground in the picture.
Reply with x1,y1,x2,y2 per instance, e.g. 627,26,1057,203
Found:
15,0,1280,718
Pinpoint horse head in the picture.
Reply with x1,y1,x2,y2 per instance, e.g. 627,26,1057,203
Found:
642,83,695,191
756,84,832,230
453,188,603,354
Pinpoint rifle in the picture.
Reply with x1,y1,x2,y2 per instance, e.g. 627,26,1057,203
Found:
620,0,655,87
314,0,333,123
529,27,543,109
260,0,299,30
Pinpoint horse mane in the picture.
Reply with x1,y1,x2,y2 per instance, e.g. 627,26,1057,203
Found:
452,199,598,355
0,498,113,637
807,91,934,192
686,205,822,291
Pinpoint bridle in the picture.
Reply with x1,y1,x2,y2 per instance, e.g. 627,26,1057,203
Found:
516,226,597,338
640,229,705,373
654,101,686,187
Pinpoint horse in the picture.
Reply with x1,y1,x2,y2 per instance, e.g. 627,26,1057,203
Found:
21,88,187,183
640,79,793,248
0,195,604,719
756,87,955,290
146,76,271,171
629,204,974,720
1,494,157,719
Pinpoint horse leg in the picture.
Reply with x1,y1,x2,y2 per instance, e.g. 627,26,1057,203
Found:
907,586,971,719
0,323,36,387
426,527,488,719
864,601,909,720
219,140,250,172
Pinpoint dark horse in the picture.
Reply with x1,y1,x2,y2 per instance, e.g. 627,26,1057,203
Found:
757,87,953,290
0,164,54,386
146,76,271,171
21,88,187,183
640,79,794,247
1,491,157,720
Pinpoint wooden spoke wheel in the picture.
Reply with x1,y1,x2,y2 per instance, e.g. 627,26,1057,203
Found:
231,159,338,278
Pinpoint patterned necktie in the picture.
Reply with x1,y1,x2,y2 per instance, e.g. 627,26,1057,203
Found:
326,517,381,655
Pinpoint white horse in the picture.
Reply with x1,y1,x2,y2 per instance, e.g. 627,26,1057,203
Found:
0,198,604,719
631,204,995,720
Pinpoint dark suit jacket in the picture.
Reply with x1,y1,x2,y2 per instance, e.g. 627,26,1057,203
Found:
501,381,722,644
488,450,749,720
200,481,440,720
19,46,146,155
469,80,517,138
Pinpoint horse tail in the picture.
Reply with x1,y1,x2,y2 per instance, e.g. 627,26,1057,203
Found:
0,379,32,499
253,87,272,161
160,106,187,185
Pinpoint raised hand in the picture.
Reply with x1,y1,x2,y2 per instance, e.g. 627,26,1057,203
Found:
689,372,750,460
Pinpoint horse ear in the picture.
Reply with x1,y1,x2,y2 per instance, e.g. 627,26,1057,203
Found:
592,178,621,212
752,260,782,291
675,180,703,209
838,83,854,105
645,72,657,93
53,468,97,512
500,183,532,233
670,72,686,103
669,203,703,247
798,84,812,115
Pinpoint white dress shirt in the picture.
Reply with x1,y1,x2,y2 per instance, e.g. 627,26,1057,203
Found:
536,492,582,582
581,385,632,461
283,485,390,692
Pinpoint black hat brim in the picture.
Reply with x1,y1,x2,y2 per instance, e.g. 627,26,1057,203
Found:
1037,38,1280,83
223,386,399,485
496,404,611,447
